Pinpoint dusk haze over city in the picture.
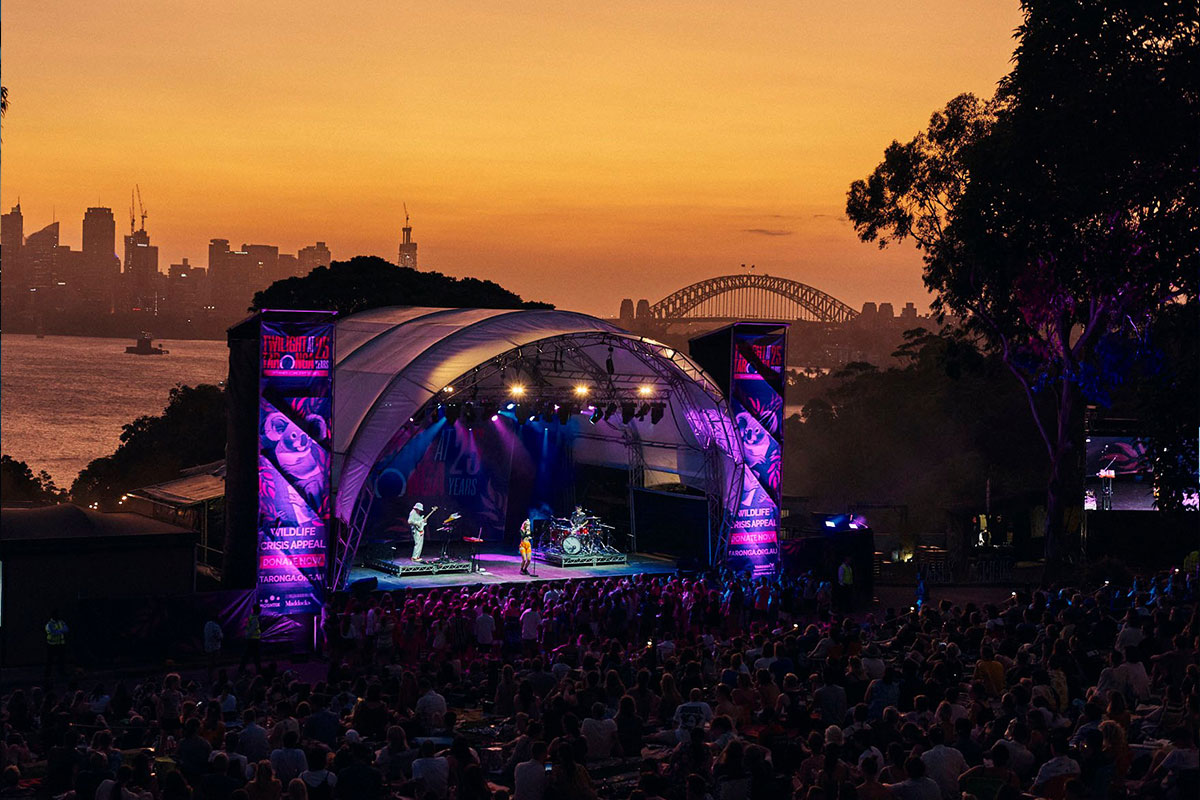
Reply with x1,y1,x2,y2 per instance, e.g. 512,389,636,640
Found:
1,2,1023,314
0,4,1196,800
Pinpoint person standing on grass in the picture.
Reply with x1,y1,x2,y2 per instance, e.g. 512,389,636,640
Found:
241,603,263,673
204,617,224,681
837,556,855,612
44,609,68,682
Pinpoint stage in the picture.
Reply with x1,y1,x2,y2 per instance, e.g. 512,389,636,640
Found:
345,549,678,591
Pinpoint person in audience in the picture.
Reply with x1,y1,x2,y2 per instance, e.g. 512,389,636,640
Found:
0,566,1194,800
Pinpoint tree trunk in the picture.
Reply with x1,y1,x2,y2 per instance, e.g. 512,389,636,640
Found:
1042,384,1080,579
1043,447,1067,574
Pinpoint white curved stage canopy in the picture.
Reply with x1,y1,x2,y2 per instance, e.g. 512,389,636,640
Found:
331,306,745,531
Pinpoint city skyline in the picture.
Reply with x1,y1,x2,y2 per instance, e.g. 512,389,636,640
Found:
1,1,1023,316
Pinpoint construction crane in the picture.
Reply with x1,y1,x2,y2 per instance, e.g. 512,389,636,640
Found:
129,190,136,235
403,202,410,228
135,184,147,231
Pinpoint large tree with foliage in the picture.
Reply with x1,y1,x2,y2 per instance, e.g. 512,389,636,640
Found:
71,384,227,506
1,455,67,506
252,255,551,316
846,1,1198,567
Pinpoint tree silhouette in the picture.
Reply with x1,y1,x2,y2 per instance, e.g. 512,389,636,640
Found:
0,455,67,506
846,1,1198,569
252,255,551,316
71,384,227,506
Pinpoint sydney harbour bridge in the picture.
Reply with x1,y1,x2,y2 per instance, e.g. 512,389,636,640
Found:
617,273,927,369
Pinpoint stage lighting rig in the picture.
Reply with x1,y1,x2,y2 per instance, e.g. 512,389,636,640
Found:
589,406,603,424
604,403,618,421
462,402,477,424
621,402,636,424
445,402,462,423
650,403,665,424
510,384,526,397
635,403,650,421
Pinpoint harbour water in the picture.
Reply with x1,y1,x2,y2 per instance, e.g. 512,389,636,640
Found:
0,334,229,487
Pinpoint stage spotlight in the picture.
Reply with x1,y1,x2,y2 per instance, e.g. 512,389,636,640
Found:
443,385,454,393
589,406,603,424
620,402,636,424
604,403,618,421
557,406,572,425
574,385,589,397
510,384,526,397
635,403,650,421
429,405,440,424
650,403,665,424
638,385,654,397
505,402,517,411
445,403,461,423
491,414,499,422
463,402,476,424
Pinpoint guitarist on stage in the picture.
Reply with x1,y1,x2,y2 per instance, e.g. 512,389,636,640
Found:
519,519,533,574
407,502,438,561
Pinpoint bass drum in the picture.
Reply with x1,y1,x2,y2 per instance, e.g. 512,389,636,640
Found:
561,535,582,555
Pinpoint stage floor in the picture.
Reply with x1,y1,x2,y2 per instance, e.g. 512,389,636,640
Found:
346,550,678,591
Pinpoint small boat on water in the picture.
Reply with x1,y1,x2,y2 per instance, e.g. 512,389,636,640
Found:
126,332,169,355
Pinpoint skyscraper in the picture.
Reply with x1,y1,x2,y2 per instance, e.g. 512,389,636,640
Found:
398,211,417,269
168,257,203,310
24,221,60,291
242,243,280,283
1,203,24,290
82,207,119,296
123,227,159,307
298,241,332,277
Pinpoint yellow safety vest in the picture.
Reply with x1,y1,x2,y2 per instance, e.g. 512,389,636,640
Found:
46,619,67,646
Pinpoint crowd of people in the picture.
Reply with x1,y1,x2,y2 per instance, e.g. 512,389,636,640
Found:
1,566,1197,800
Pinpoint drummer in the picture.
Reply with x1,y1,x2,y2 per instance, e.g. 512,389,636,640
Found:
570,504,588,531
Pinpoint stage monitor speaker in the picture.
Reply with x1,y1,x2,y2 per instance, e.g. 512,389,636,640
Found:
347,576,378,596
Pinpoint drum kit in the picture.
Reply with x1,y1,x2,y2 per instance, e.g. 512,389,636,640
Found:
544,514,618,555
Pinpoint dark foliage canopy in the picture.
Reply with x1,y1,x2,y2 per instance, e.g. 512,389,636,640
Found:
0,455,67,506
785,330,1047,533
252,255,551,316
846,0,1199,562
71,384,227,505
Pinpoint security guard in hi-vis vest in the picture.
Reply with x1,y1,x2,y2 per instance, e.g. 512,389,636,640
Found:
44,609,69,682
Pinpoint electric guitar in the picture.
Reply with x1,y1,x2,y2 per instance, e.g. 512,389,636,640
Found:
411,505,439,534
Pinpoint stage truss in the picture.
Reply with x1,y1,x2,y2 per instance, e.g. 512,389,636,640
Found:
535,550,629,568
331,331,746,591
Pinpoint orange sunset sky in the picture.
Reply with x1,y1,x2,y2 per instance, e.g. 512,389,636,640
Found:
1,2,1022,316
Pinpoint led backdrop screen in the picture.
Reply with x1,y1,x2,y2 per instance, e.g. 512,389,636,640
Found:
256,313,334,613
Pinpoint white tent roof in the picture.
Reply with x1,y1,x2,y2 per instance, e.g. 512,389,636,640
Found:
332,307,739,523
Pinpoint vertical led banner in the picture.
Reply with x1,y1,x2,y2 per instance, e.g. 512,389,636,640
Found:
729,323,786,574
257,311,335,613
